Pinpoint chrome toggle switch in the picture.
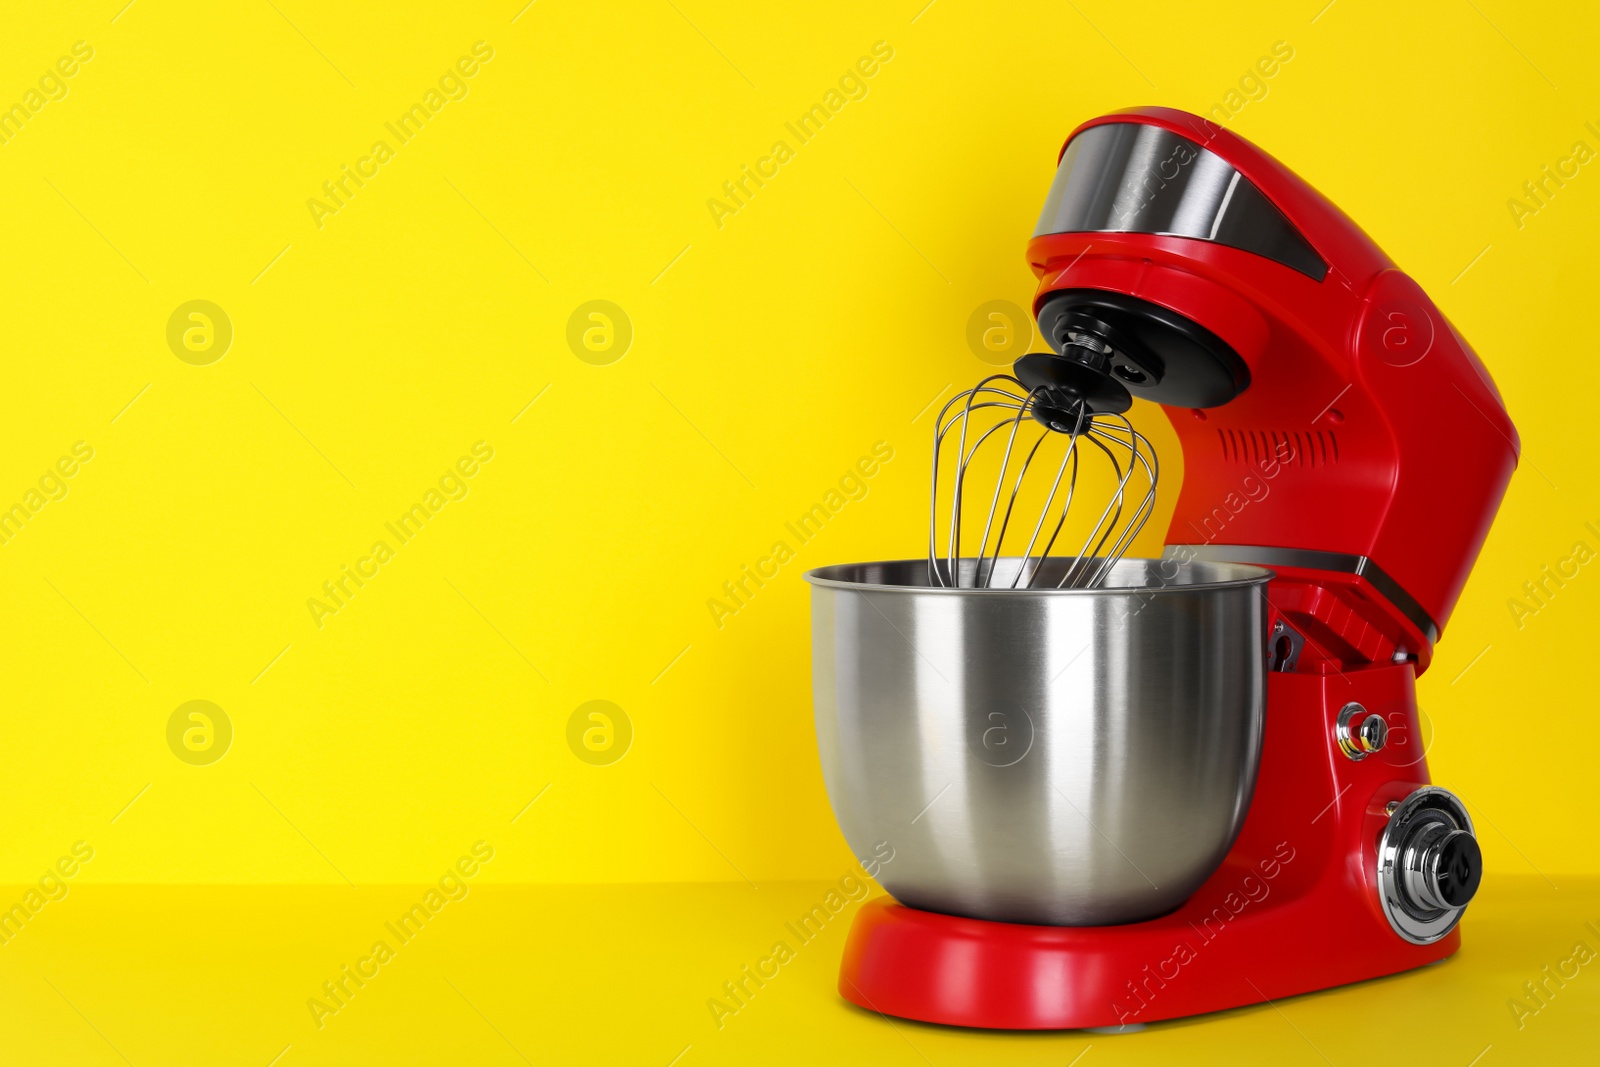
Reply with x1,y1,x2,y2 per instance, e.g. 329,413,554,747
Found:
1335,702,1388,760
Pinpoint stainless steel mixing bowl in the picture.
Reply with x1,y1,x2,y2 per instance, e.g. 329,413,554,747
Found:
805,557,1270,926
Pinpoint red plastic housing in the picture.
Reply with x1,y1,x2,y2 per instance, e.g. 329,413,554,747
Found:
1027,108,1519,669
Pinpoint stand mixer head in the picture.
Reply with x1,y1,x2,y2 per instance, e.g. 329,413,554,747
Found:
1024,108,1518,672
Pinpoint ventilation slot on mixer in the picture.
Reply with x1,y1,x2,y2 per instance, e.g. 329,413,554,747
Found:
1218,429,1339,467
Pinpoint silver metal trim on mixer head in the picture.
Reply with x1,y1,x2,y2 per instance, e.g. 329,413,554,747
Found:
1164,543,1439,644
1033,121,1327,280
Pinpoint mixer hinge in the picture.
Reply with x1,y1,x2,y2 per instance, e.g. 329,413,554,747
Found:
1266,618,1304,673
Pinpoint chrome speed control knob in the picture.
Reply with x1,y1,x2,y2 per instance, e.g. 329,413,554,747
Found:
1410,829,1483,910
1335,702,1388,760
1376,787,1481,944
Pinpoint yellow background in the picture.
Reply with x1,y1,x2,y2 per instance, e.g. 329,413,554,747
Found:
3,1,1600,1062
1,0,1596,886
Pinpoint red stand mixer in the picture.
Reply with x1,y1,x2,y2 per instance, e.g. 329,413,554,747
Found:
809,107,1519,1029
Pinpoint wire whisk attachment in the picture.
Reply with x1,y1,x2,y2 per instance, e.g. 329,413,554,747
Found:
928,358,1159,590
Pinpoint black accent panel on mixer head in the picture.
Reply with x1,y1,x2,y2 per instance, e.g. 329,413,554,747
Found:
1012,352,1131,433
1034,122,1328,281
1036,289,1250,409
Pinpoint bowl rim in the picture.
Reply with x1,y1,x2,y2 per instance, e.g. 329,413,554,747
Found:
803,556,1273,595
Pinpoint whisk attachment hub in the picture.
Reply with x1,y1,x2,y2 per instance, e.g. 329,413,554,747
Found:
1038,289,1250,408
1013,352,1131,432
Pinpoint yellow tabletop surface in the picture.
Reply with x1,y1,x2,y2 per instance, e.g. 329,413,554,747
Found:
1,875,1594,1065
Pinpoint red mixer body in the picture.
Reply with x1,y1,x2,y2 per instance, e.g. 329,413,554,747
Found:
836,108,1518,1029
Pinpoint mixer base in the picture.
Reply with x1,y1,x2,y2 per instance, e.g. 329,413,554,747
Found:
838,890,1457,1030
836,663,1464,1030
